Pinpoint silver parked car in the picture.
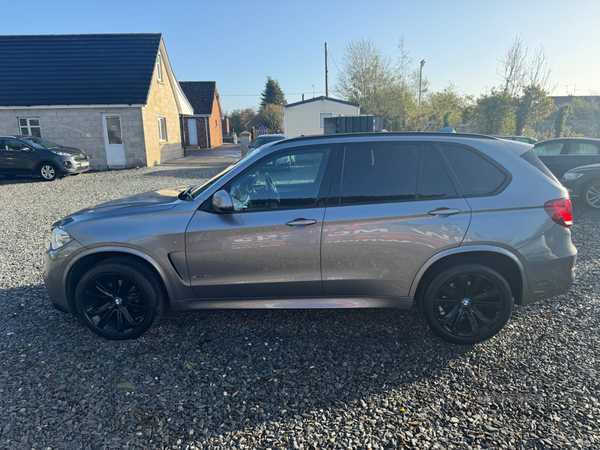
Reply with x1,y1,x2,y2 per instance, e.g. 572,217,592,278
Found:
43,133,577,344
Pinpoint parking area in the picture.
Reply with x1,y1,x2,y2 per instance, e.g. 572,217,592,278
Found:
0,165,599,449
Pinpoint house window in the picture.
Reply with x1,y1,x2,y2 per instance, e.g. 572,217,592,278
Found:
156,54,163,82
158,116,168,141
18,118,42,137
319,112,333,129
215,119,218,128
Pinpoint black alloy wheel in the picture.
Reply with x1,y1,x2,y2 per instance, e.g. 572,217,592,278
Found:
583,180,600,210
75,258,164,340
422,264,513,344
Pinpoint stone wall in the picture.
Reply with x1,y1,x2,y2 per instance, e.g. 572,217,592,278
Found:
141,52,183,165
0,108,146,170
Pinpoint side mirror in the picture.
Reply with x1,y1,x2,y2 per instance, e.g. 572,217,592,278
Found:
212,190,234,212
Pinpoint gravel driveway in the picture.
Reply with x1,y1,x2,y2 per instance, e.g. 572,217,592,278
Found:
0,165,598,450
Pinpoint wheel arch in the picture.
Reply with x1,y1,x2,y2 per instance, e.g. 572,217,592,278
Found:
410,246,526,306
64,248,172,314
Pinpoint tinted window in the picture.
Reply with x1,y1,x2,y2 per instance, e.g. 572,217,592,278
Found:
229,147,330,211
6,140,27,151
420,146,457,199
440,145,506,195
520,149,558,182
340,144,419,204
534,142,564,156
567,142,599,155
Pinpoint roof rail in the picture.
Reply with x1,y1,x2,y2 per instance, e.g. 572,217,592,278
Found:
274,131,498,146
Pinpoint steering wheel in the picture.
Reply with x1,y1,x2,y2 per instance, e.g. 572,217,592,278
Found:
264,172,280,203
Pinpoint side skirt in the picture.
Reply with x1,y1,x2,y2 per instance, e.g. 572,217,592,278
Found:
170,296,414,312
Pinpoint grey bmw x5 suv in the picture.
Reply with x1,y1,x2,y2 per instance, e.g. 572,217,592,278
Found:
43,133,577,344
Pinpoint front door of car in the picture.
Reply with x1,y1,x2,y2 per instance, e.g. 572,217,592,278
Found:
535,140,567,177
2,139,31,173
185,145,335,299
321,143,472,298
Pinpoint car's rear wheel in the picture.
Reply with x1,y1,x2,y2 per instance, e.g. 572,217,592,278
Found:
583,179,600,210
74,258,165,340
421,264,513,344
39,163,59,181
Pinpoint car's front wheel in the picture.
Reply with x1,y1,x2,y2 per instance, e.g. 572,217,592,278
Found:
39,163,59,181
583,179,600,210
74,258,165,340
421,264,513,344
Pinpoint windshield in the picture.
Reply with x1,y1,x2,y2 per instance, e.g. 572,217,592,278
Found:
20,137,60,150
189,150,263,199
253,136,283,147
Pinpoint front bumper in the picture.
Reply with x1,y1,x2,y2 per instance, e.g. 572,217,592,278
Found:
560,178,584,197
56,156,91,175
43,239,85,313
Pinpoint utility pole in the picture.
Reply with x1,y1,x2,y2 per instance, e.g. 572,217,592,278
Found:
325,42,329,98
418,59,426,112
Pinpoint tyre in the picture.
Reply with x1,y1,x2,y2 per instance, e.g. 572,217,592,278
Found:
582,179,600,210
74,258,165,340
39,163,59,181
421,264,513,344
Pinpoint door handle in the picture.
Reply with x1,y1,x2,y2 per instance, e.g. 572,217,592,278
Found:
285,218,317,227
427,208,461,216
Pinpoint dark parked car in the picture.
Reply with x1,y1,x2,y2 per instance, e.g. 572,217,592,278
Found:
492,135,538,144
0,135,90,181
561,163,600,209
534,137,600,179
249,133,285,150
44,133,576,344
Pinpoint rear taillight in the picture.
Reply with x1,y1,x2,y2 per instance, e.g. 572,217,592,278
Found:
544,198,573,228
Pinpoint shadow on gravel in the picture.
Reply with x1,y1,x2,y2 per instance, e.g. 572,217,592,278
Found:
0,175,45,185
1,282,473,443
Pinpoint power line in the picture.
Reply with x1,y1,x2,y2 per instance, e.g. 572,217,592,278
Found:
328,49,341,73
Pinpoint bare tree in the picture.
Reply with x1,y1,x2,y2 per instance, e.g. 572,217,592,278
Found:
498,35,555,95
527,46,554,93
498,34,527,96
333,38,395,114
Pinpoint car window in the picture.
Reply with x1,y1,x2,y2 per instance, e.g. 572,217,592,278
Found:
228,147,331,212
0,140,6,151
6,139,27,151
20,137,59,150
420,145,457,199
340,143,419,205
567,142,599,155
440,144,506,196
534,142,563,156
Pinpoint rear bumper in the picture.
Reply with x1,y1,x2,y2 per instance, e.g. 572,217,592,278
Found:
519,225,577,305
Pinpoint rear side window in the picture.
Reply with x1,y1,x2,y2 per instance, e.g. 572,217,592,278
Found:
440,144,506,196
567,142,599,155
341,143,419,204
420,146,457,199
520,149,558,182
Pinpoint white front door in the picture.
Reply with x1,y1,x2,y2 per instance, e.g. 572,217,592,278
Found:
188,119,198,146
102,113,126,167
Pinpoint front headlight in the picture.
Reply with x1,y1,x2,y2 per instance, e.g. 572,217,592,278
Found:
51,228,73,250
51,150,71,157
563,172,584,180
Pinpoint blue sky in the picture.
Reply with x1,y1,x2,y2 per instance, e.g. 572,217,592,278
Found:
4,0,600,112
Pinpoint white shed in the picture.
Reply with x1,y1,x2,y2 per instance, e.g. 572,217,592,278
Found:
283,96,360,138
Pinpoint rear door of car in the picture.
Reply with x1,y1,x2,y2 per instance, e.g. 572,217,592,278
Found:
559,140,600,176
321,141,472,298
